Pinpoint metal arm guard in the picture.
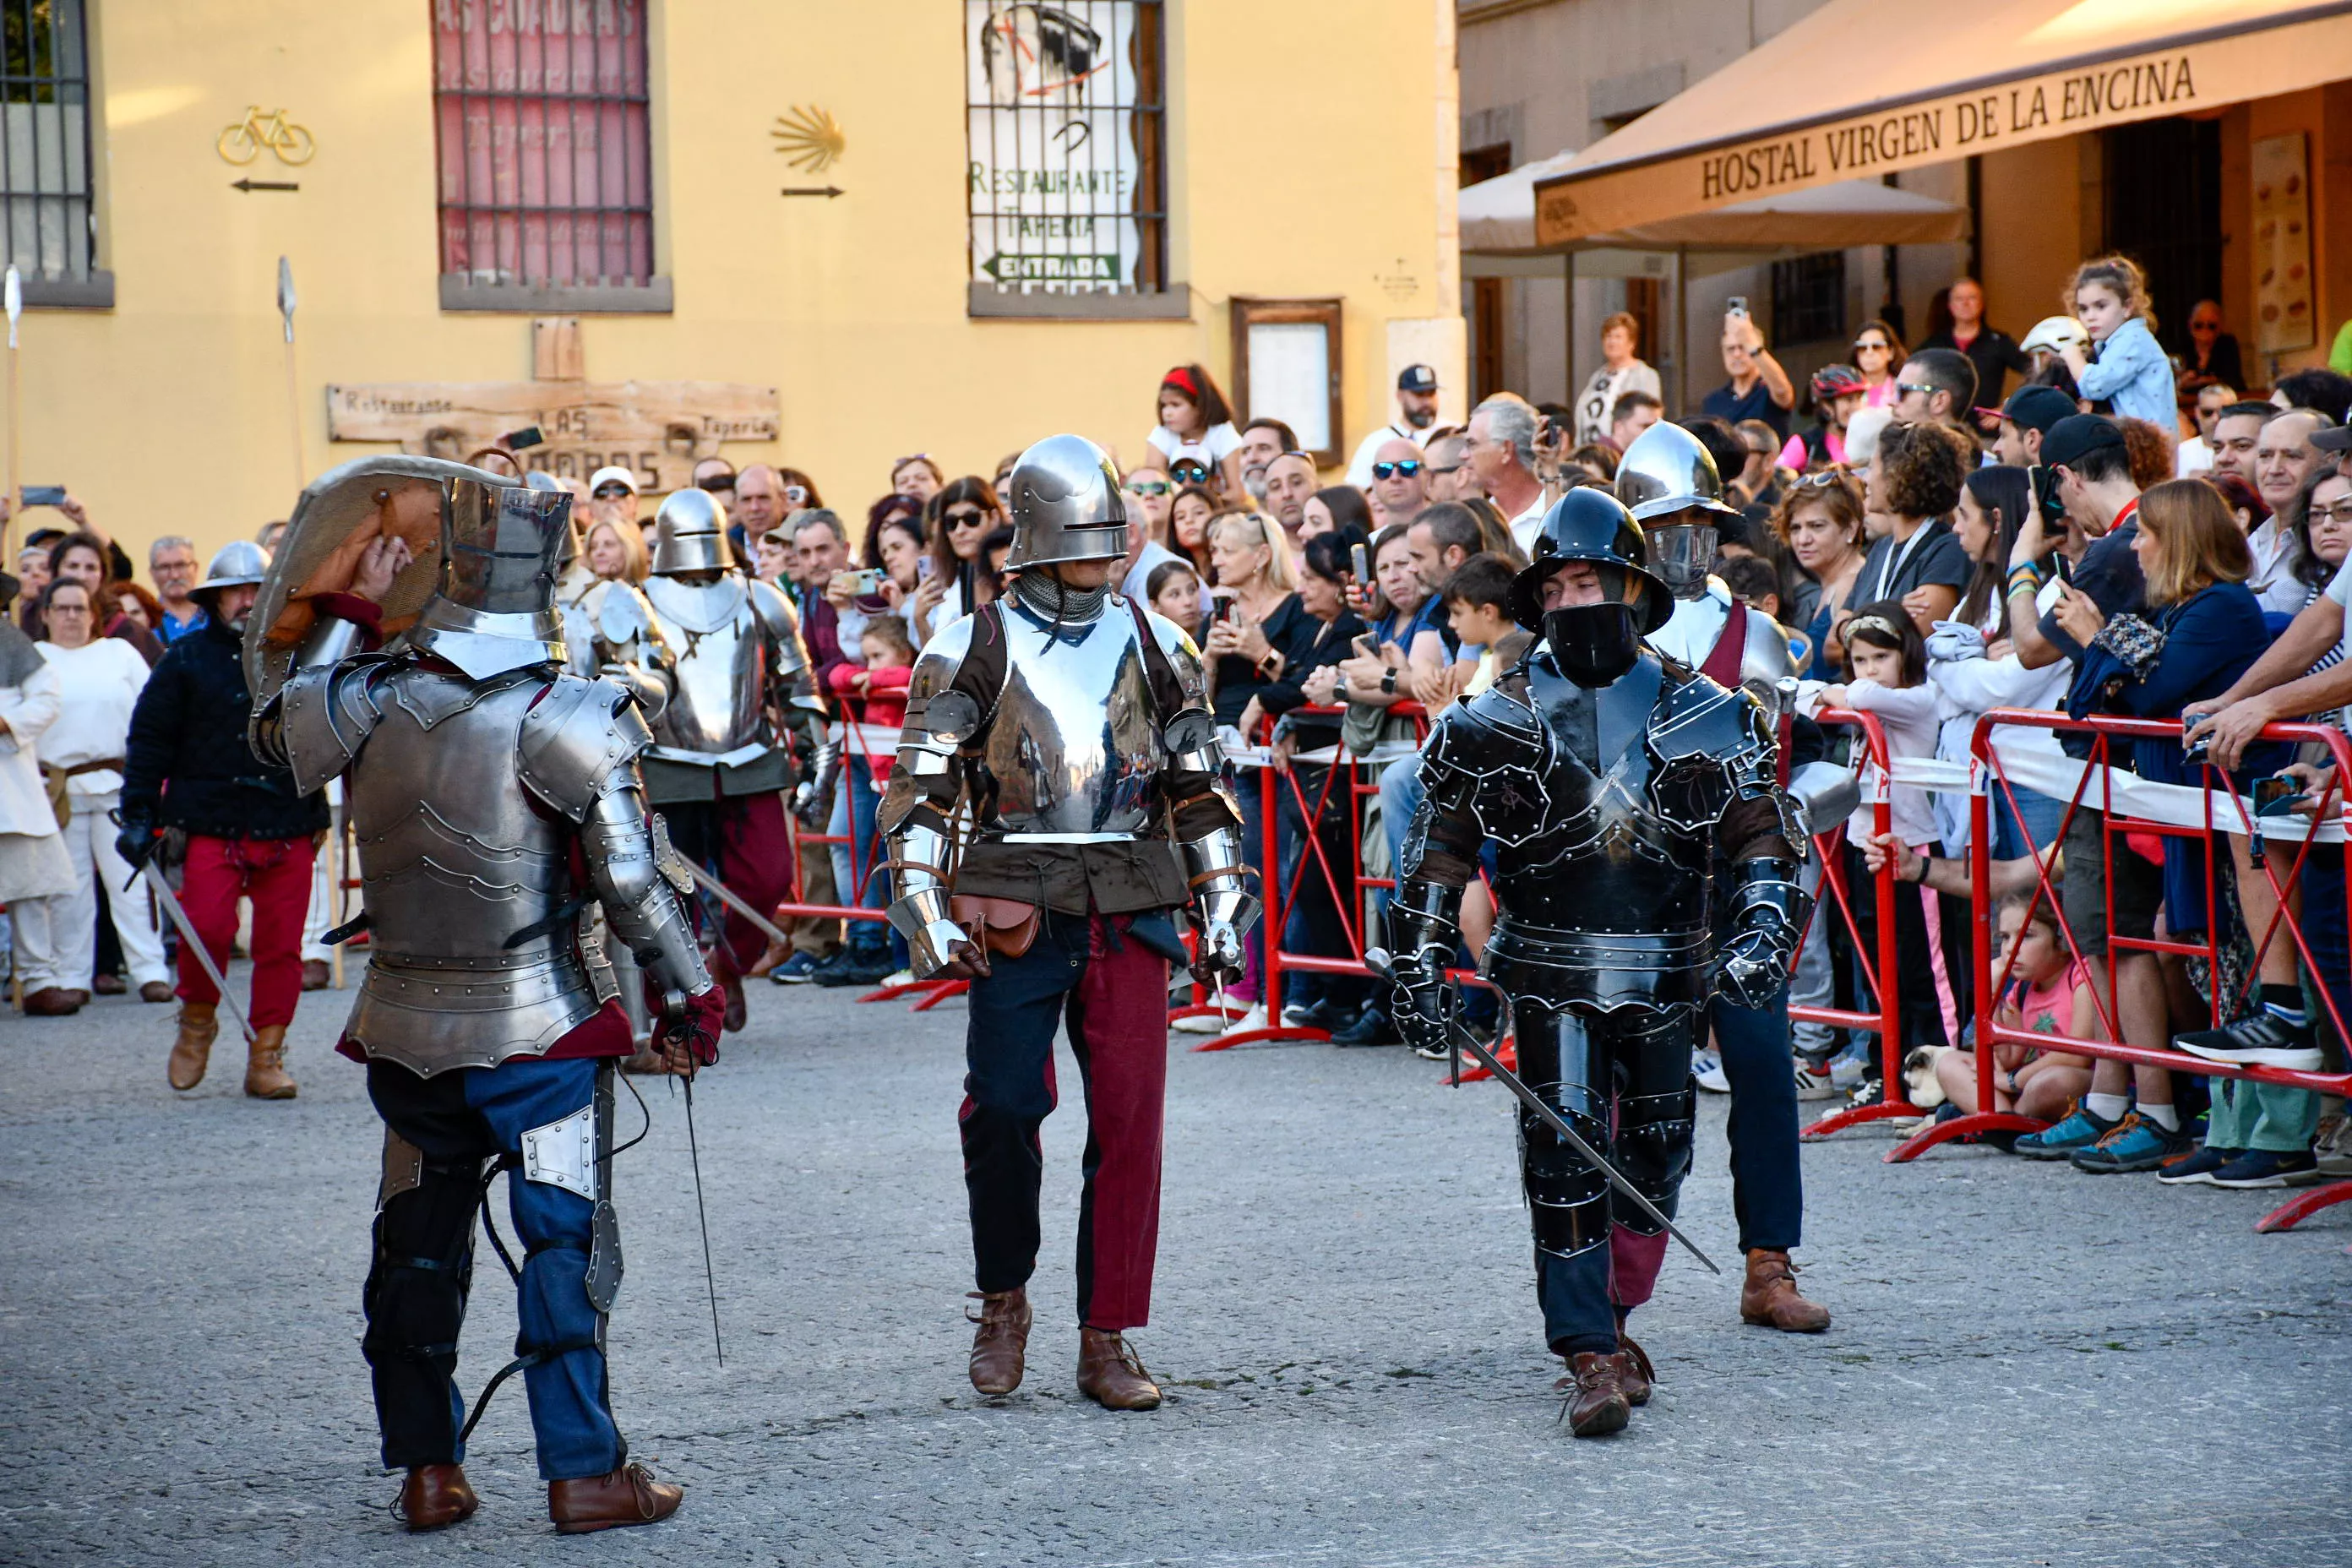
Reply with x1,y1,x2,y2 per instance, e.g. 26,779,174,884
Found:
884,817,968,982
581,781,713,1002
248,609,375,775
1714,858,1810,1010
1179,822,1258,979
1385,879,1465,984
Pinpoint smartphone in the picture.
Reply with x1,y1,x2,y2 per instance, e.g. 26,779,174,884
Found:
1350,542,1369,583
502,426,545,452
915,555,934,583
20,484,65,507
2028,464,2066,528
1350,633,1375,661
2251,773,2301,867
1726,297,1750,319
852,568,886,595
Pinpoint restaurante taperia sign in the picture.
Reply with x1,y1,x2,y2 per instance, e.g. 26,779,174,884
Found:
1533,15,2352,247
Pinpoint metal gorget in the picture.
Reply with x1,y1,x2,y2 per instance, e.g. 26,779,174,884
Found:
642,574,777,757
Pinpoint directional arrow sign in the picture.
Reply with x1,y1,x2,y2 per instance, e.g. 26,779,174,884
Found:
231,177,301,193
778,185,844,199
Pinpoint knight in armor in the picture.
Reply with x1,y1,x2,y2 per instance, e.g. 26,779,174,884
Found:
1614,421,1833,1335
635,487,814,1030
1384,487,1809,1436
879,434,1255,1412
248,460,725,1534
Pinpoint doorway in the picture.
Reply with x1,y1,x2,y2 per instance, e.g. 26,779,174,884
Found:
2104,117,2223,362
1462,143,1513,402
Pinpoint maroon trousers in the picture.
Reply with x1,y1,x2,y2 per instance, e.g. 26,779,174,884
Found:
662,791,793,974
174,834,316,1028
961,912,1173,1331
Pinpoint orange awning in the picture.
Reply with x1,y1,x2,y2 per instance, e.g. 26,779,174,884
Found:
1532,0,2352,247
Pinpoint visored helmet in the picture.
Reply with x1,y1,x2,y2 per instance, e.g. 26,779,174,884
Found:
1508,487,1671,634
1003,433,1128,569
649,487,734,576
1614,420,1742,525
525,470,583,570
406,476,570,679
190,540,270,600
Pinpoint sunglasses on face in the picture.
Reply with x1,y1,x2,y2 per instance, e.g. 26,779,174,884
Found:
1424,462,1463,477
1854,340,1890,352
593,485,632,499
1124,480,1172,498
1170,462,1211,482
1894,381,1937,398
1372,460,1424,481
944,509,988,530
783,484,808,504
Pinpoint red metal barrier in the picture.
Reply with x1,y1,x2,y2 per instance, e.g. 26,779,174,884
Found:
1892,709,2352,1233
1792,707,1913,1140
1191,704,1424,1049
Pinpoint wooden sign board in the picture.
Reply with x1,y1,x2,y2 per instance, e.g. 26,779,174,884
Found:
325,379,779,494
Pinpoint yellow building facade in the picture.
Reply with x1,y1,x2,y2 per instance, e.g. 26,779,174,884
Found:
11,0,1464,564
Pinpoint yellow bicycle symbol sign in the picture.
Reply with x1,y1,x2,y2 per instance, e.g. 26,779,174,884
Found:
216,106,315,167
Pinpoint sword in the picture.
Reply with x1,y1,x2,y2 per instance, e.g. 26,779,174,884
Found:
683,860,792,950
662,988,725,1367
1364,948,1720,1276
134,859,258,1045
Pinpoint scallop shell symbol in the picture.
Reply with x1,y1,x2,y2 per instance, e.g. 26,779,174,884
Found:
772,105,846,173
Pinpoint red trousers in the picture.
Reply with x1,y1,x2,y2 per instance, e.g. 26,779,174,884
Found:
175,834,316,1028
662,792,792,975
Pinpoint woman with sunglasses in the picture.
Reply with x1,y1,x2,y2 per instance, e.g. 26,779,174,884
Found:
913,476,1004,646
1849,318,1906,410
1143,362,1245,498
1121,467,1174,543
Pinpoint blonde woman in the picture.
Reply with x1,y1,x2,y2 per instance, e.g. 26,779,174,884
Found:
585,516,648,585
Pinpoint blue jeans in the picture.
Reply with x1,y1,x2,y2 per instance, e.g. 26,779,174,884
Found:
1991,783,2066,863
828,754,891,958
364,1056,622,1482
1712,988,1804,1252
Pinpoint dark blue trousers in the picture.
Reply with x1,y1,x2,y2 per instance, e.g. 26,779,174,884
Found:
364,1056,622,1482
1712,988,1804,1254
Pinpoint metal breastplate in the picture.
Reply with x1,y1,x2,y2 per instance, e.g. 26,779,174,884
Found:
974,604,1163,841
643,574,771,758
342,667,602,1073
1473,658,1718,1012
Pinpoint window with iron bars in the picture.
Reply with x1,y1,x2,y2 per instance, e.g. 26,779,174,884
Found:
433,0,662,310
1771,252,1846,347
965,1,1172,315
3,0,99,297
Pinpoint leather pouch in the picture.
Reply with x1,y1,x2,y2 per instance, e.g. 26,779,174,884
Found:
950,894,1043,959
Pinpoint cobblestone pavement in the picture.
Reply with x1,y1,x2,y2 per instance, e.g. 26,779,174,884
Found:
3,972,2349,1566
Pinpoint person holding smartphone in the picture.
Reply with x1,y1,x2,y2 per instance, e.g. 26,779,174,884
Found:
1701,303,1796,442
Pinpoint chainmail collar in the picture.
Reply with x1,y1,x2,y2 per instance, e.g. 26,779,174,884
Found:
1011,569,1109,625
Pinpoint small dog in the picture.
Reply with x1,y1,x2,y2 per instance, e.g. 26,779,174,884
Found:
1902,1044,1953,1111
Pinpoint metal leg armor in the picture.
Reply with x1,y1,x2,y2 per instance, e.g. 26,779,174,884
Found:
362,1128,483,1470
1609,1012,1700,1237
1511,997,1614,1260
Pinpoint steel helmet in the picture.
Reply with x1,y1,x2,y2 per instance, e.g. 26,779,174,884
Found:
1002,434,1128,569
649,487,734,576
1613,420,1742,525
405,476,572,679
1507,487,1672,634
189,540,270,601
2021,315,2089,357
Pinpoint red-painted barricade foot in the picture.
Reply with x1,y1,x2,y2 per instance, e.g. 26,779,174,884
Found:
2254,1178,2352,1233
858,977,942,1004
1800,1095,1926,1141
1191,1022,1328,1052
1453,1037,1517,1084
911,978,969,1011
1885,1109,2046,1163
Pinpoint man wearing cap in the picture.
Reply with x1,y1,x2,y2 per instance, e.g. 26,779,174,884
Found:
1386,487,1809,1436
117,542,327,1099
1344,365,1443,488
1991,385,2077,468
2003,414,2186,1172
586,466,640,535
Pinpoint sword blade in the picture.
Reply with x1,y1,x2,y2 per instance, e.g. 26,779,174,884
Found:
681,1075,724,1366
1364,949,1719,1275
683,861,792,950
140,862,256,1043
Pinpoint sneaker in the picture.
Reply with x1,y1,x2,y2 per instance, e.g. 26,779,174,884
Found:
2314,1112,2352,1177
769,952,824,986
884,968,915,988
2154,1143,2243,1186
1224,1003,1268,1037
1828,1046,1871,1091
2210,1148,2326,1189
2174,1011,2322,1071
2014,1102,2118,1161
1845,1077,1888,1111
812,950,896,988
1282,996,1345,1030
1695,1051,1730,1093
1794,1059,1841,1101
1330,1005,1398,1048
1171,1010,1232,1035
2069,1112,2194,1174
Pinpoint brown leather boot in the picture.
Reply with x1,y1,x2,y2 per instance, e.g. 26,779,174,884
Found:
1075,1327,1161,1410
242,1024,297,1100
397,1464,479,1532
1616,1334,1656,1407
967,1288,1032,1396
167,1002,218,1091
1740,1248,1831,1332
1554,1352,1631,1437
547,1463,681,1534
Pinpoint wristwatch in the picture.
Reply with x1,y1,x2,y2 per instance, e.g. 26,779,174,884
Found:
1380,667,1399,695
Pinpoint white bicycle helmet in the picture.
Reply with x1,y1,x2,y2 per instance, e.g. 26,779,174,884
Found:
2020,315,2089,357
